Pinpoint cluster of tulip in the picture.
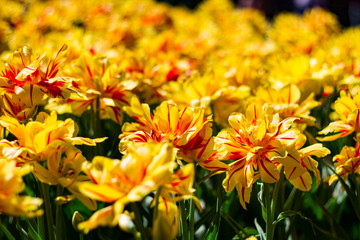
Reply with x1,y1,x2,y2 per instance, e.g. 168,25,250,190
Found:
1,0,360,239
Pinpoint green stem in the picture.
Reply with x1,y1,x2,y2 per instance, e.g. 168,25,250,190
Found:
40,182,55,240
37,214,46,239
264,183,274,240
350,173,360,240
189,198,195,240
55,185,64,240
132,203,149,240
351,173,360,209
90,97,102,157
95,97,103,156
35,176,46,240
189,163,197,240
16,219,29,239
180,201,189,240
153,187,162,222
271,171,283,222
283,187,298,211
95,97,101,133
324,161,360,220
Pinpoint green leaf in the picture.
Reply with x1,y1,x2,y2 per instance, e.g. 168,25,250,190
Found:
257,183,267,223
15,222,31,240
202,223,219,240
273,210,315,235
0,224,16,240
36,215,45,240
26,219,42,240
323,160,360,220
242,227,258,236
254,218,265,240
202,184,223,240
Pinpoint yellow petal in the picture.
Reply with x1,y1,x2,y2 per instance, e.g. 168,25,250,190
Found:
300,143,331,157
258,157,279,183
277,148,305,180
79,182,124,202
235,184,253,210
222,159,247,192
78,205,118,234
69,137,107,146
33,162,58,185
289,172,312,191
58,174,97,209
15,59,41,81
152,200,179,240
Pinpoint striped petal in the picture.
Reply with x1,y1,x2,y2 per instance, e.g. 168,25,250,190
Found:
69,136,107,146
59,176,97,211
317,121,354,141
277,147,306,180
258,157,279,183
300,143,331,158
78,205,119,234
79,182,124,203
235,183,253,210
288,172,312,191
15,59,41,81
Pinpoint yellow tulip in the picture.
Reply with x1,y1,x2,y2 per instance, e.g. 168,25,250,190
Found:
318,91,360,141
328,136,360,185
49,55,137,124
0,45,77,121
218,103,300,208
0,111,106,162
152,199,180,240
151,164,197,240
33,145,97,210
253,84,319,128
278,135,330,191
78,142,176,233
0,158,43,217
120,97,228,172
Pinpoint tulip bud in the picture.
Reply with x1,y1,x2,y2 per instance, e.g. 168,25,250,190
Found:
72,211,84,231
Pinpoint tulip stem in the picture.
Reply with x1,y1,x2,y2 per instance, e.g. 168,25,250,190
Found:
189,163,197,240
90,97,103,156
34,174,45,239
95,97,101,139
55,185,64,240
180,200,189,240
271,171,283,223
351,173,360,214
40,182,55,240
189,198,195,240
37,211,46,239
325,161,360,220
131,202,149,240
264,183,274,240
350,173,360,240
153,187,162,222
